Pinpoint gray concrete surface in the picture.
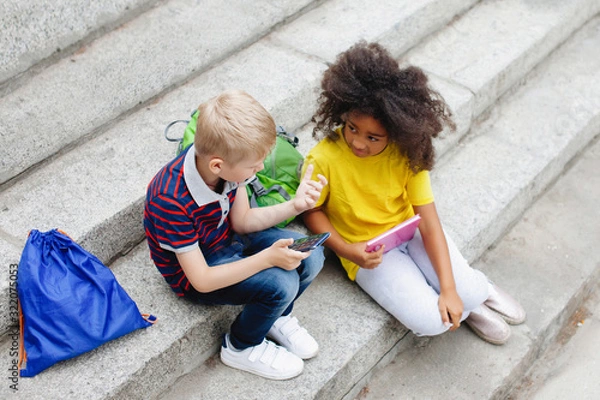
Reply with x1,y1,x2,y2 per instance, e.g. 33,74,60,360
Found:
0,0,478,186
0,0,500,331
511,280,600,400
433,15,600,263
1,0,599,399
405,0,600,117
0,0,316,185
271,0,478,63
0,0,159,87
1,0,593,284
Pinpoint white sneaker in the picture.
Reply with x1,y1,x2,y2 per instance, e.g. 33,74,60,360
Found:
220,334,304,380
267,315,319,359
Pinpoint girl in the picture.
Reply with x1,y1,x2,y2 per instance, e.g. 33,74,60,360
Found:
303,42,525,344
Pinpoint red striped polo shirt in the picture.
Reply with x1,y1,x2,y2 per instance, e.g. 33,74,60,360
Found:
143,145,239,297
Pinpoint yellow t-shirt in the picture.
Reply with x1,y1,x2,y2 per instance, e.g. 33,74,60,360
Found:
304,131,434,280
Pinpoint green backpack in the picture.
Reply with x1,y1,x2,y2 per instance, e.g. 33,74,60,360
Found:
165,110,304,228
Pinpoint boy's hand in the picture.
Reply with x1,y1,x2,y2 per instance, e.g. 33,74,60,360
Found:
264,238,311,270
294,164,328,213
345,242,384,270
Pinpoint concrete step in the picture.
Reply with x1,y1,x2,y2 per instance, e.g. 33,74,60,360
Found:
0,2,598,400
353,115,600,400
0,0,160,90
404,0,600,160
0,0,476,186
154,15,600,400
0,0,319,185
2,0,594,268
0,0,480,334
508,277,600,400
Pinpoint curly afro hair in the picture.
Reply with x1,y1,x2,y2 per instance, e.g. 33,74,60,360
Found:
312,41,455,172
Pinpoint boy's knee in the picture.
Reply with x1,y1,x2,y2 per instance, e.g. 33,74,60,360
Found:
301,247,325,281
260,268,299,304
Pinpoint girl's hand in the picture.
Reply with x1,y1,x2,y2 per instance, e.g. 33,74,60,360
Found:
345,242,384,270
293,164,328,213
438,289,463,331
263,238,310,271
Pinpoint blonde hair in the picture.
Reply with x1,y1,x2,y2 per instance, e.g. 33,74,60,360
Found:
195,90,276,162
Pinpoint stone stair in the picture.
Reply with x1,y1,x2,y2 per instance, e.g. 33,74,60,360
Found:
1,0,599,399
0,0,479,337
0,0,161,92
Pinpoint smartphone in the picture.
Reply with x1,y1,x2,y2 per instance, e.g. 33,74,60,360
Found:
288,232,331,252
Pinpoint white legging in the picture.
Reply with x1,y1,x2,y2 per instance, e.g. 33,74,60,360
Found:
355,230,489,336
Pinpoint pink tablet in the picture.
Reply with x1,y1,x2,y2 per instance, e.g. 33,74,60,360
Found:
365,214,421,253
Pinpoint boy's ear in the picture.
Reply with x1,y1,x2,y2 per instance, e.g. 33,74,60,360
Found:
208,156,224,174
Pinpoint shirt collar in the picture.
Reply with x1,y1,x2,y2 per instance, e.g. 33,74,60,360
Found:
183,146,239,206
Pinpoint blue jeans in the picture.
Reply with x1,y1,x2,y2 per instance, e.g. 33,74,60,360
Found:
189,227,324,350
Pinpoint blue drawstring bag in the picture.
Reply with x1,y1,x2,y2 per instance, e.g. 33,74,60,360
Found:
17,229,155,377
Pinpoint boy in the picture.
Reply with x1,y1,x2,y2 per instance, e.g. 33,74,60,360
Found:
143,90,328,380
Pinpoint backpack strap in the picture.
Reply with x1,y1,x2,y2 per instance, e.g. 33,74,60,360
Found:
247,176,267,197
164,110,197,154
276,126,299,147
163,119,190,143
164,119,190,157
247,176,291,208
